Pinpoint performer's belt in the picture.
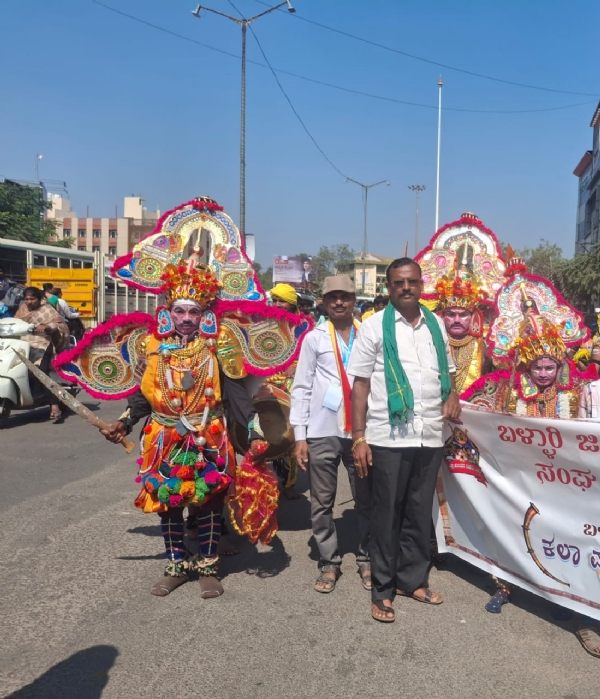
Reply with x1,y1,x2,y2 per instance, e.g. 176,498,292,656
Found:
151,409,224,428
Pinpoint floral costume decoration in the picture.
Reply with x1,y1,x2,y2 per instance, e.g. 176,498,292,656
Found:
55,197,311,582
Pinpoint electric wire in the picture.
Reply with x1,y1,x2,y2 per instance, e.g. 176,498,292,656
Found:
91,1,596,114
253,0,599,98
226,0,349,178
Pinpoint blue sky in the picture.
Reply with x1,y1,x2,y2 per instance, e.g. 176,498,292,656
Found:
1,0,598,266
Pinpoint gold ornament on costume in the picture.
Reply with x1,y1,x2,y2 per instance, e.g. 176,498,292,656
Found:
513,313,566,368
436,266,488,312
160,263,222,308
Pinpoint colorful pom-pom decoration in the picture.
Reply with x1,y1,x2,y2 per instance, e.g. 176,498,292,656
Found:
157,485,170,504
180,481,196,499
169,494,184,507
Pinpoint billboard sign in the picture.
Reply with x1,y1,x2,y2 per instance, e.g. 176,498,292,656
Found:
273,256,314,285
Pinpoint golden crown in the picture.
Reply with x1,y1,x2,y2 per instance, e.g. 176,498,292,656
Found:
513,314,566,367
160,263,221,308
436,267,487,312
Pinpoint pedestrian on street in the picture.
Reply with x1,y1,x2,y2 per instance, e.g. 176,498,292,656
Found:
291,275,371,594
349,257,461,623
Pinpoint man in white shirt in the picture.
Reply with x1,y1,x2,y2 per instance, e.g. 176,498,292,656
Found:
349,258,461,623
53,288,80,320
291,276,371,594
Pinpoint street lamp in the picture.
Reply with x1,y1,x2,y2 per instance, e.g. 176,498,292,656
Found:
346,178,390,294
408,185,426,256
191,1,296,239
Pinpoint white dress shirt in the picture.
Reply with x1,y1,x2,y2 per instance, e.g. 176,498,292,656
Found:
347,307,456,449
290,322,356,440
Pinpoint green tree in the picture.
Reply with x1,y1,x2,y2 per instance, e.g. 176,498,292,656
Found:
517,239,565,284
0,180,71,247
301,244,356,282
554,245,600,309
253,261,273,291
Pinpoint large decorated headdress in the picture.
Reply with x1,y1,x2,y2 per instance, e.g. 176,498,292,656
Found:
111,196,263,302
161,263,222,308
513,313,567,367
435,266,488,312
487,246,588,368
416,212,506,308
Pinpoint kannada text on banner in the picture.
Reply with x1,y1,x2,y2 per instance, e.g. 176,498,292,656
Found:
435,404,600,620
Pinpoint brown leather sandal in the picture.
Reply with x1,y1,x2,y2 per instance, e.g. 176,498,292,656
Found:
371,600,395,623
396,587,443,605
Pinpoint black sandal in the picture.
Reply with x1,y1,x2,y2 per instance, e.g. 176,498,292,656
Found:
371,599,395,623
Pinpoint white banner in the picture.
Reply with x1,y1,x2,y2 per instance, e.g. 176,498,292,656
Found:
435,404,600,620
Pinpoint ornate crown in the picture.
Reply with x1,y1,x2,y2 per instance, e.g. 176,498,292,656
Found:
512,314,566,367
436,267,487,312
160,263,222,308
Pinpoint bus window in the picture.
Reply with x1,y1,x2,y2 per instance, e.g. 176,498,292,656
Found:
83,261,93,269
46,256,58,268
59,257,71,268
33,254,45,266
72,259,82,269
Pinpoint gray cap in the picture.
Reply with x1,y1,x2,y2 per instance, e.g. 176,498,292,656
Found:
322,275,356,296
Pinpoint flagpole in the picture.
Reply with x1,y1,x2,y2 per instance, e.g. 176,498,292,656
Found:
435,76,443,233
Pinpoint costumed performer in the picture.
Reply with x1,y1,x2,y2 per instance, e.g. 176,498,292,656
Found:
435,265,491,395
54,196,312,599
462,249,591,614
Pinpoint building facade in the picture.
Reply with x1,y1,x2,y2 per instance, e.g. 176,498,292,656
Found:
47,195,159,261
347,253,394,297
574,101,600,253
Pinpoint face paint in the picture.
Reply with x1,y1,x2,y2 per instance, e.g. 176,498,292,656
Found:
442,307,474,340
529,357,560,389
171,301,202,337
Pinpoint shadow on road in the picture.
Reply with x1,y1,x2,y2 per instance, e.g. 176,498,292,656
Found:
442,554,580,632
126,524,161,537
4,645,118,699
221,535,291,579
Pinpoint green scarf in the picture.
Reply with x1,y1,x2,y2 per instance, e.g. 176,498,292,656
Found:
383,301,451,425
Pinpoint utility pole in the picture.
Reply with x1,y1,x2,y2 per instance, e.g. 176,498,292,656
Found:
346,178,390,294
408,185,426,256
35,153,43,183
192,1,296,239
435,75,443,232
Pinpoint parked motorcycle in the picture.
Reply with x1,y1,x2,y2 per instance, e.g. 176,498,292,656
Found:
0,317,79,424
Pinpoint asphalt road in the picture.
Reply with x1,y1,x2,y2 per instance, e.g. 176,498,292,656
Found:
0,399,597,699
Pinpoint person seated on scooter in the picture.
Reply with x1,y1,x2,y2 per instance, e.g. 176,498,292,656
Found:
15,287,69,421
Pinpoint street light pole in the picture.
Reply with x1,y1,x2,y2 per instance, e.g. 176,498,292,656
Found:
192,1,296,239
408,185,426,256
346,178,390,294
435,75,443,232
35,153,43,183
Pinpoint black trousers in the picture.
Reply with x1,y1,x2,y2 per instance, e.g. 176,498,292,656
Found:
369,445,443,601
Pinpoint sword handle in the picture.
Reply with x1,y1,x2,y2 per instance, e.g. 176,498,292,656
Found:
93,416,137,454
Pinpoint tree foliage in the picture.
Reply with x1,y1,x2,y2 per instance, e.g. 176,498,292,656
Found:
0,180,71,248
253,261,274,291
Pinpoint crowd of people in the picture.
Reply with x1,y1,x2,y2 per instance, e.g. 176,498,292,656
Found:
7,197,599,658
